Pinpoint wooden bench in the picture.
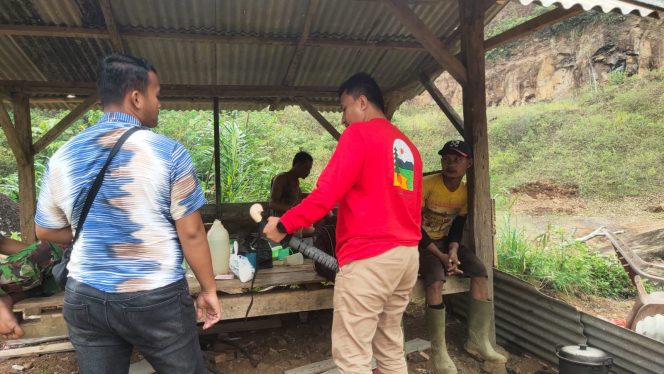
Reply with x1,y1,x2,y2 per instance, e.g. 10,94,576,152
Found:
12,260,469,339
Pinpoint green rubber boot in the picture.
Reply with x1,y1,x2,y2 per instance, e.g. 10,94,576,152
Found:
426,307,457,374
464,299,507,363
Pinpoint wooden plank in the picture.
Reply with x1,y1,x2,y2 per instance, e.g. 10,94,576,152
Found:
459,0,495,343
296,97,341,140
382,0,467,86
419,73,464,137
0,342,74,359
0,99,26,161
33,94,98,154
187,260,326,294
484,6,583,51
283,0,319,86
12,93,36,242
20,313,68,338
409,277,470,304
98,0,125,53
221,288,333,320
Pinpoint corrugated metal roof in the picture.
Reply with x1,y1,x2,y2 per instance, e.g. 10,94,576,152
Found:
0,0,657,111
518,0,660,18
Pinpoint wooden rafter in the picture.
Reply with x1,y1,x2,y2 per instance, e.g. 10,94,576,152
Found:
98,0,125,53
484,6,584,51
33,94,99,154
283,0,319,86
382,0,467,86
296,97,341,140
0,100,27,161
0,81,339,98
0,24,425,51
418,73,464,136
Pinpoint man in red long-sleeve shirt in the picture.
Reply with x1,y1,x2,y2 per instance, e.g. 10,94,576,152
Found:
264,72,422,374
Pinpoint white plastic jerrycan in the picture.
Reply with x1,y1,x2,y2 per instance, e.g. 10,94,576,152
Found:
207,219,231,275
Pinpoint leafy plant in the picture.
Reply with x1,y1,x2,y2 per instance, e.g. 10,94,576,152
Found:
497,218,633,298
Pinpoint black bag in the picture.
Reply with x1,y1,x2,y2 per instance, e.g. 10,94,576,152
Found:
312,215,337,282
52,127,144,288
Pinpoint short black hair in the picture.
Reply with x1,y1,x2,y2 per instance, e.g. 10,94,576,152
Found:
96,54,157,106
338,72,385,113
293,151,313,166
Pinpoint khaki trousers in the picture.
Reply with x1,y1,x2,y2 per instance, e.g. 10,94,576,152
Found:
331,246,419,374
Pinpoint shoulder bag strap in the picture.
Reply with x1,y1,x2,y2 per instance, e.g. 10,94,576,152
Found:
72,126,144,244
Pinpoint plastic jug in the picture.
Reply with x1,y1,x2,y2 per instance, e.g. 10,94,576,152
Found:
207,219,231,275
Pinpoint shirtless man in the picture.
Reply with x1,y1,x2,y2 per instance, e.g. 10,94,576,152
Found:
270,151,313,216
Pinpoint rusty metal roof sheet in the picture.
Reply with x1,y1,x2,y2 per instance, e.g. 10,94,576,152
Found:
518,0,660,18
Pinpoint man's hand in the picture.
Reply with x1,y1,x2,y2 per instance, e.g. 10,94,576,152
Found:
195,291,221,330
264,216,287,243
447,242,461,273
438,252,463,276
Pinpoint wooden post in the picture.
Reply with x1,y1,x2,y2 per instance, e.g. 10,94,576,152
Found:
418,73,464,137
213,97,221,218
459,0,494,339
12,94,36,242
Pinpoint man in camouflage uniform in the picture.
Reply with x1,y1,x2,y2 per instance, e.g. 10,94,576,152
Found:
0,234,64,340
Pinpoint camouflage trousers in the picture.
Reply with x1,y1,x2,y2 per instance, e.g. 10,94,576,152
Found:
0,241,63,298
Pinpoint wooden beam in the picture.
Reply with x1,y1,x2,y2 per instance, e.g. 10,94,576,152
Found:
296,97,341,140
459,0,494,340
283,0,319,86
0,24,109,38
484,6,584,51
33,94,98,154
419,73,464,136
12,94,36,242
0,81,339,98
98,0,125,53
382,0,467,86
0,100,27,161
0,24,425,51
213,97,221,218
0,342,74,359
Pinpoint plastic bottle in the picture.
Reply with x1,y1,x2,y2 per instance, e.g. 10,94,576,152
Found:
207,219,231,275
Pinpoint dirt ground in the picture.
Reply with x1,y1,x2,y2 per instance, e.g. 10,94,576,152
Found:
0,306,554,374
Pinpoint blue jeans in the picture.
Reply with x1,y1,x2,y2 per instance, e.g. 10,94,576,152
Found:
63,278,204,374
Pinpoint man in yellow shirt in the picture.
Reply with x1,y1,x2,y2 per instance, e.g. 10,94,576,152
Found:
420,140,506,373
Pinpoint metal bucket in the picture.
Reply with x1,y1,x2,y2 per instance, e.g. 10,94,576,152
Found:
556,344,612,374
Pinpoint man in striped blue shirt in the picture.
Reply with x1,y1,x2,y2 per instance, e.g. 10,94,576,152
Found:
35,54,219,374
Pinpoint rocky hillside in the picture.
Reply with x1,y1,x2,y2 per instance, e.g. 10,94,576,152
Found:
427,2,664,107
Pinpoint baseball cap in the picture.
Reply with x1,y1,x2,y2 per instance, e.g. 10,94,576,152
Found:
438,140,472,158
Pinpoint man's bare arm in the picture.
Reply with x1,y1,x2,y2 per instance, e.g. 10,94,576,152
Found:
35,225,73,246
0,235,25,256
269,174,292,213
176,211,216,293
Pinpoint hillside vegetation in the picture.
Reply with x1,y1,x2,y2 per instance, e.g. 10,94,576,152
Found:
1,69,663,204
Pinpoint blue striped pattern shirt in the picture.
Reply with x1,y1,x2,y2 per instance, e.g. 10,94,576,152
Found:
35,112,206,292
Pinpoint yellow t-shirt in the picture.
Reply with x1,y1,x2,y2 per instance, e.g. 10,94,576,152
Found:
421,173,468,240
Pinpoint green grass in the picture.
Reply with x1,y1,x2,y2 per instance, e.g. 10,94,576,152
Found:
496,218,634,298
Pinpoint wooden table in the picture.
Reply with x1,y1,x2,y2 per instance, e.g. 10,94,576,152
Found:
12,260,469,339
